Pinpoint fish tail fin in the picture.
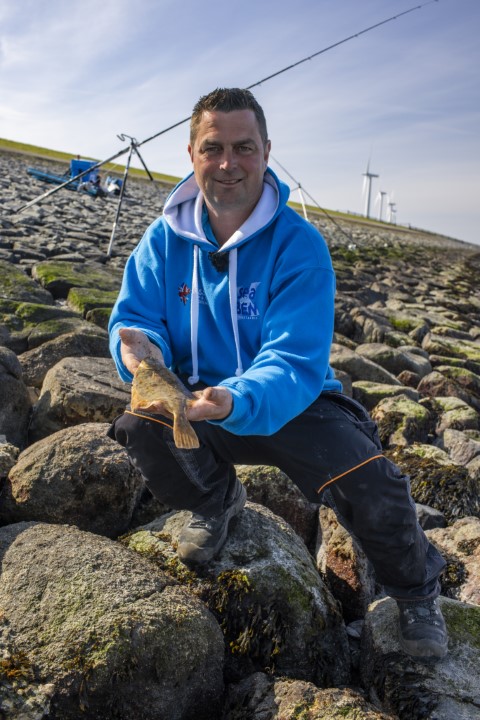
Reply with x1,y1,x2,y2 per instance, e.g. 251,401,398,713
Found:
173,413,200,449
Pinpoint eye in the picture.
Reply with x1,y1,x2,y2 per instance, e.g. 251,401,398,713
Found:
237,145,254,154
203,145,221,155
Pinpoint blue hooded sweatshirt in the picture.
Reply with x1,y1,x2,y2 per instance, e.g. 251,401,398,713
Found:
109,168,342,436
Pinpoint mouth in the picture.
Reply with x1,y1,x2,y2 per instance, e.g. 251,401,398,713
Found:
215,178,242,186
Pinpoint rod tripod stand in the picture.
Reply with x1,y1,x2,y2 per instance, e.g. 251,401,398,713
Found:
107,134,156,257
8,131,162,258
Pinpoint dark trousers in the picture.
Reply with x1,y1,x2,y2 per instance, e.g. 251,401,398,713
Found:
108,391,445,600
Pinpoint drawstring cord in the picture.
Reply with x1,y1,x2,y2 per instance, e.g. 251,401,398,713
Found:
187,244,243,384
188,244,200,385
228,248,244,377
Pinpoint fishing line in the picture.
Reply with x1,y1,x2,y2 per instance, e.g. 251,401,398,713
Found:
271,155,358,243
9,0,439,223
139,0,439,148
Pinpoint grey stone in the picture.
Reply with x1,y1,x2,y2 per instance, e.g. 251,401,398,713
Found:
0,522,224,720
0,422,142,537
126,502,351,687
360,597,480,720
28,356,130,441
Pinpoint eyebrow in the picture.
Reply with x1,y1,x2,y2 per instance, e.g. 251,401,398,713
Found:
201,137,257,147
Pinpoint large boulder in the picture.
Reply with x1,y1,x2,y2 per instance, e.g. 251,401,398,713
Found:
28,356,130,441
124,502,351,687
18,327,110,389
0,423,142,538
0,522,224,720
31,260,122,299
315,507,376,623
360,597,480,720
0,346,31,448
223,672,394,719
427,517,480,605
235,465,318,549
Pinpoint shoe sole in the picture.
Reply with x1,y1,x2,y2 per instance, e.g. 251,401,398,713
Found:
178,483,247,565
399,635,448,660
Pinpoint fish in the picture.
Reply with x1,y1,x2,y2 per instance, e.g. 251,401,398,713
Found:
131,357,199,450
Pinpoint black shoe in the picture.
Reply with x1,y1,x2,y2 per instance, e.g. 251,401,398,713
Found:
177,483,247,565
397,596,448,659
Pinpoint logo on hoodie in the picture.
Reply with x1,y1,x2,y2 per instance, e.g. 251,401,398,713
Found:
237,282,260,319
178,283,191,305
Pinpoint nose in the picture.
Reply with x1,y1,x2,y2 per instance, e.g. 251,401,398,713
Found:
219,148,237,171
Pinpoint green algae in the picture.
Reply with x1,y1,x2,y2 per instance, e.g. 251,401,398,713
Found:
67,287,118,317
32,261,122,299
443,603,480,650
386,448,480,521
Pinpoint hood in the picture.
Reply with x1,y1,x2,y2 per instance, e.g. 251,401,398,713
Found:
162,167,289,250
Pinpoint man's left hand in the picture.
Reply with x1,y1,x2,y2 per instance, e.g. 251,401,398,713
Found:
187,386,233,421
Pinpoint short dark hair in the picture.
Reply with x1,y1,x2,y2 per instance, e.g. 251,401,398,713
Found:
190,88,268,146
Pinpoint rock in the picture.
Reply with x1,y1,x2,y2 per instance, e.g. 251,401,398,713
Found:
0,299,85,353
418,369,480,411
330,344,402,385
0,423,143,537
0,258,53,304
422,333,480,363
427,517,480,604
31,260,123,299
352,380,419,411
235,465,318,549
223,672,394,719
316,507,377,622
356,342,432,378
18,326,110,388
0,522,224,720
439,428,480,466
0,346,31,448
0,440,20,478
371,394,432,447
415,503,447,531
386,446,480,522
125,502,351,687
28,356,130,441
424,396,479,434
360,597,480,720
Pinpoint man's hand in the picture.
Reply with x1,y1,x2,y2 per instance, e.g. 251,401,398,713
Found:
119,327,165,375
188,386,233,422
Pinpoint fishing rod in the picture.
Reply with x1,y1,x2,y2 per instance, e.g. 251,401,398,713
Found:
7,0,440,250
138,0,439,148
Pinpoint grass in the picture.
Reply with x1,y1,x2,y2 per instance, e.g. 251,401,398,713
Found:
0,136,181,185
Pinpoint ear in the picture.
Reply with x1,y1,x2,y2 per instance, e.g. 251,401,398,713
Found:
188,144,194,163
264,140,271,168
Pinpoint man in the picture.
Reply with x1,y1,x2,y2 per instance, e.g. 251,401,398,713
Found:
108,88,448,660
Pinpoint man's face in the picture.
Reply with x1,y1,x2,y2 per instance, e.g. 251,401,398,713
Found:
188,109,271,220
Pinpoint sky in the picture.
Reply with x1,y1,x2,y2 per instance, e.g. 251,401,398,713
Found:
1,0,479,246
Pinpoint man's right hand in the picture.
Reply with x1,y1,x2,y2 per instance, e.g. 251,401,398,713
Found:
119,327,165,376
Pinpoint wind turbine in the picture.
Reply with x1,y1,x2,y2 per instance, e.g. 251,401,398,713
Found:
387,199,397,224
362,161,379,219
378,191,387,221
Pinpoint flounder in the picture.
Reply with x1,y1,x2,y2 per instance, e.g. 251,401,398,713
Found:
131,357,199,449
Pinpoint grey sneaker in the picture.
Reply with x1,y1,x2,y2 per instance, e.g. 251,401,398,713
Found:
177,482,247,565
397,596,448,659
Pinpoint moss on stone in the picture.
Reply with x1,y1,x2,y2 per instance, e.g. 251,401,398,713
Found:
67,287,119,317
32,261,122,299
443,603,480,650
